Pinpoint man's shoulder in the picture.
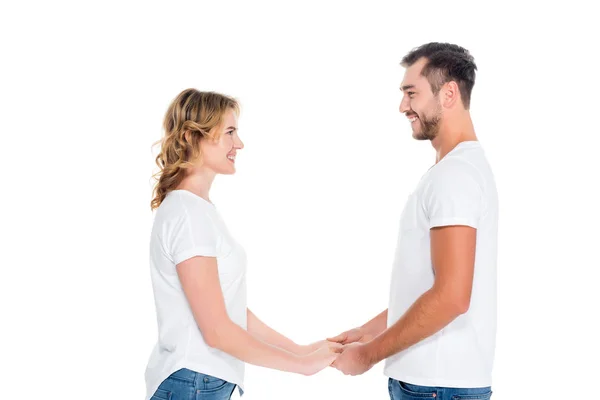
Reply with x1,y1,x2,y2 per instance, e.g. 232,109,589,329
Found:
425,156,482,186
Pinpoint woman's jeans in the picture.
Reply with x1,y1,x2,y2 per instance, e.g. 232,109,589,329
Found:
151,368,242,400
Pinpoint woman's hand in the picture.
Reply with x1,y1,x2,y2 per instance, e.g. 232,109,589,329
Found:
297,339,331,355
297,341,343,376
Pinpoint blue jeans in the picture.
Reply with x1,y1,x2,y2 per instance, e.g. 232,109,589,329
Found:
388,378,492,400
151,368,242,400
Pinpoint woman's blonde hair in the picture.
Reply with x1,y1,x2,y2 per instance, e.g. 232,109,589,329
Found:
150,89,239,210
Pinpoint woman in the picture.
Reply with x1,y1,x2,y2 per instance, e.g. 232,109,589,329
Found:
146,89,340,400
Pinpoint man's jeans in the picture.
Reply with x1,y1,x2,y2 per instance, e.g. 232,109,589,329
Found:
388,378,492,400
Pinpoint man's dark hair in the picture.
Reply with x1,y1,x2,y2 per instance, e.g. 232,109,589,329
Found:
401,42,477,109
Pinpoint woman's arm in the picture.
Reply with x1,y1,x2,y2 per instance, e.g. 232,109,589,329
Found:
177,256,339,375
247,309,325,355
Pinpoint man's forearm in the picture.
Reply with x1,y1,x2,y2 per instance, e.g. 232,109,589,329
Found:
360,309,388,337
364,289,463,364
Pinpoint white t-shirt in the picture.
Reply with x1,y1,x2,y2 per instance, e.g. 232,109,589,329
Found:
145,190,247,400
384,141,498,388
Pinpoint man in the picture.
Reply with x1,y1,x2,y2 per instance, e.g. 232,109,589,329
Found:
329,43,498,400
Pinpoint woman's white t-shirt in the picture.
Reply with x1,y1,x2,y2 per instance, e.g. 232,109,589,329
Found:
145,190,247,400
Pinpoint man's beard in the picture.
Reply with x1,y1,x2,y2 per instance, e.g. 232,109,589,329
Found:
413,103,442,141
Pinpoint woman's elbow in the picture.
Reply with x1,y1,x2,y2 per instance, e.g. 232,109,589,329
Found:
201,321,230,349
203,331,220,348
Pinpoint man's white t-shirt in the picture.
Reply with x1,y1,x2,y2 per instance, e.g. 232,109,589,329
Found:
145,190,247,400
384,141,498,388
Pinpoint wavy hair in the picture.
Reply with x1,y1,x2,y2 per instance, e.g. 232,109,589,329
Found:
150,89,239,210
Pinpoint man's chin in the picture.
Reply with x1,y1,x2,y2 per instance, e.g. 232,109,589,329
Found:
412,131,429,141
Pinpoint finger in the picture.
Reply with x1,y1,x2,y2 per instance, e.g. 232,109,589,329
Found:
340,336,354,345
327,333,346,343
331,346,344,354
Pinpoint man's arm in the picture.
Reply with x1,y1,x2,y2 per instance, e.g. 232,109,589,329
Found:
363,225,476,364
360,309,389,337
328,309,388,344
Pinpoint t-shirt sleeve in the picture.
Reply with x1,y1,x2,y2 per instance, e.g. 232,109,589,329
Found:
168,203,219,265
423,161,484,229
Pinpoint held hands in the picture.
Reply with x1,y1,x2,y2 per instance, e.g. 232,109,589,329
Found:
327,328,374,345
295,327,376,377
327,328,375,376
297,340,343,376
297,328,374,375
330,342,374,376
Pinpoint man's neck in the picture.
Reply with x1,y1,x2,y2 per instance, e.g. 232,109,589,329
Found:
432,113,477,163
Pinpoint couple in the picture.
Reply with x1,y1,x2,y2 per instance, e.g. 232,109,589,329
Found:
145,42,498,400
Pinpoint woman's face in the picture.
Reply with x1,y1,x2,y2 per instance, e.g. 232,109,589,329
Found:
199,108,244,175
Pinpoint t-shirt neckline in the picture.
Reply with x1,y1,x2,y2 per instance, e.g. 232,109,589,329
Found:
170,189,215,207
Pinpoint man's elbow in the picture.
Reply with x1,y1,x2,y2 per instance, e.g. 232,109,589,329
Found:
435,285,471,316
450,294,471,316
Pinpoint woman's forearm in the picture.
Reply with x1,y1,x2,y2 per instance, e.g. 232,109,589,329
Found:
246,308,302,354
210,319,306,374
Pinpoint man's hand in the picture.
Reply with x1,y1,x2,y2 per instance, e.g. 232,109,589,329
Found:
298,341,343,376
331,342,374,376
327,328,373,345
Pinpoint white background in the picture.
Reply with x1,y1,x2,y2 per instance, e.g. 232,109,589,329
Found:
1,1,599,399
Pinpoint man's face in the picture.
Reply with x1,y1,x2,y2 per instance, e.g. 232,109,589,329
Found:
399,57,443,141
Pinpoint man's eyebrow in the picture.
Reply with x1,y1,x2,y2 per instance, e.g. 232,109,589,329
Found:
400,84,415,91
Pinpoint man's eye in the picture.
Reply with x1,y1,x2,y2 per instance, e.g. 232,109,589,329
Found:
408,92,415,97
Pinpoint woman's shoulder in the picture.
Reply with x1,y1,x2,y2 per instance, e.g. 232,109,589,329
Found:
156,190,216,222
